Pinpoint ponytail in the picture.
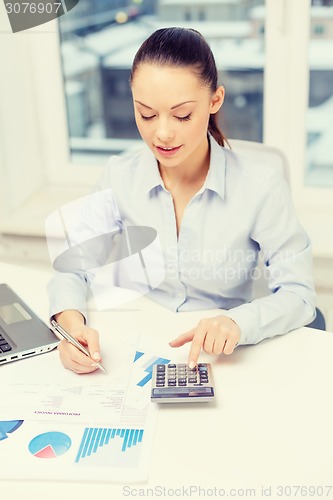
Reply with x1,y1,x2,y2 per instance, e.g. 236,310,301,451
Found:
208,113,228,147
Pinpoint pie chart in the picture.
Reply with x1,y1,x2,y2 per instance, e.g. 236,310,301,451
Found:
28,431,71,459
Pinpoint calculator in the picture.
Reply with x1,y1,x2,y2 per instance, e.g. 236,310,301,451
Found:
151,363,215,403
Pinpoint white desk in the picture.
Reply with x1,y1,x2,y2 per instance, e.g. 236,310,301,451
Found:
1,261,333,500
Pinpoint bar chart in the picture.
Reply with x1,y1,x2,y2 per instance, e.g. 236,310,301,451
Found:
75,427,144,467
134,351,170,387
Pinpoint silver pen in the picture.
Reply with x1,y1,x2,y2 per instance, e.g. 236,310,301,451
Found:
51,319,107,373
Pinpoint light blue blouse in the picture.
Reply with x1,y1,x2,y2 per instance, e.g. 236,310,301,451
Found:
47,136,316,345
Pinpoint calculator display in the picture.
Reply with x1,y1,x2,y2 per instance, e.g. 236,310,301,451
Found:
152,387,214,398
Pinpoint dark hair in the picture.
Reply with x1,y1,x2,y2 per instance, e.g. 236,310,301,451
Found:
130,27,227,147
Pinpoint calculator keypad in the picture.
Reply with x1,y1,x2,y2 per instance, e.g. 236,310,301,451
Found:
155,363,210,387
151,363,214,403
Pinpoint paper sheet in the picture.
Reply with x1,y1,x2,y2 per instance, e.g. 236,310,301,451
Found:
0,408,158,482
1,330,138,423
0,330,187,482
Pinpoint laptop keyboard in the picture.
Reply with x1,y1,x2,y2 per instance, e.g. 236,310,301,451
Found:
0,333,12,353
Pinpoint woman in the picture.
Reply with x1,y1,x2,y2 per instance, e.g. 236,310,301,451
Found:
48,27,316,373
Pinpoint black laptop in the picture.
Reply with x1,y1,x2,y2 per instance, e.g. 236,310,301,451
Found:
0,283,59,365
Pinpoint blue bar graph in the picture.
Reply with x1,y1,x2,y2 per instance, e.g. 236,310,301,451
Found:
75,428,144,464
133,351,144,362
134,352,170,387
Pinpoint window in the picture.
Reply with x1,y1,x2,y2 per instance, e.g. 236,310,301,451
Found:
306,1,333,187
1,0,332,257
198,9,206,21
57,0,266,164
313,23,325,34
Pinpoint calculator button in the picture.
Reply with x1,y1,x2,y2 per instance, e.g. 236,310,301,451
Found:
157,365,166,371
156,382,165,387
188,377,197,383
177,378,187,384
168,381,176,386
168,364,176,368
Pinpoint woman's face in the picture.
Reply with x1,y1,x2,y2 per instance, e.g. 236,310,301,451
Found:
131,63,224,171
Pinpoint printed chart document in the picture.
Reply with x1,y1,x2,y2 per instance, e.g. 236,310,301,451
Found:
0,374,158,482
0,401,158,482
0,331,185,482
1,330,139,424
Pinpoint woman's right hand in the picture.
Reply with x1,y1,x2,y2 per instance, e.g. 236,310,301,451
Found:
54,310,102,374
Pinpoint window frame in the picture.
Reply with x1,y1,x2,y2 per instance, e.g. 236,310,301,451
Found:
0,0,332,256
264,0,332,259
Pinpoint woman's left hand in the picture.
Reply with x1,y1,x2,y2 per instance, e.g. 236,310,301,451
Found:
169,316,241,368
